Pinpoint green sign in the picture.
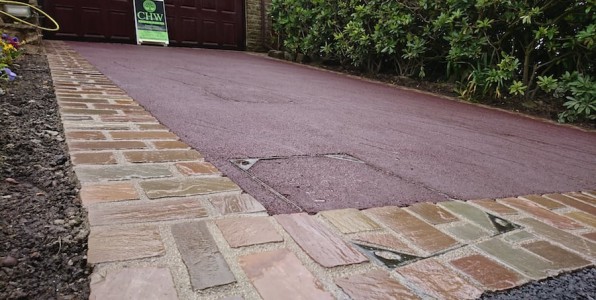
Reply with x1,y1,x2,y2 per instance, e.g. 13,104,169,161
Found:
134,0,169,45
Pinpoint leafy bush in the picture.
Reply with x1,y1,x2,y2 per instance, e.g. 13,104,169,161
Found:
270,0,596,121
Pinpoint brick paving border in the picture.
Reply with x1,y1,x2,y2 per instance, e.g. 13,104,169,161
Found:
45,41,595,300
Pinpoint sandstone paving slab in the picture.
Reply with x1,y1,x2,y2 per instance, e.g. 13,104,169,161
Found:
498,198,583,230
565,192,596,205
503,230,535,243
66,131,106,140
522,240,591,269
61,108,118,115
175,161,220,175
75,165,173,182
476,238,551,279
519,194,565,210
583,232,596,242
110,131,178,140
275,213,368,267
171,222,236,290
450,254,524,291
544,194,596,215
439,201,516,234
123,150,203,163
564,211,596,227
352,233,418,255
140,177,240,199
209,193,266,215
71,152,116,165
367,206,458,254
238,248,334,300
407,202,458,224
153,141,191,149
319,208,381,234
68,140,147,151
215,217,283,248
80,182,139,205
445,223,490,242
335,269,420,300
397,259,483,300
519,218,596,257
87,225,165,264
89,267,178,300
88,198,208,226
468,199,518,215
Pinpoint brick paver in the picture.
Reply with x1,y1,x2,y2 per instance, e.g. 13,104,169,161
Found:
171,222,236,290
215,217,283,248
275,213,368,267
450,254,524,291
239,248,334,300
367,206,459,254
87,225,165,263
336,270,420,300
45,41,594,300
90,268,178,300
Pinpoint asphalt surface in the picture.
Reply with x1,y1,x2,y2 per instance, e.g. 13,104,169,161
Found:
69,42,596,214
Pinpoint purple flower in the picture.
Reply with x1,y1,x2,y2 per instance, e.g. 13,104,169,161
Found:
11,37,18,43
1,34,8,40
2,68,16,81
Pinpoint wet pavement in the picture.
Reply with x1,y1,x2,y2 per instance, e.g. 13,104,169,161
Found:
45,41,596,300
66,41,596,214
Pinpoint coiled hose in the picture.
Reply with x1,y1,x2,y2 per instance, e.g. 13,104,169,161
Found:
0,0,59,31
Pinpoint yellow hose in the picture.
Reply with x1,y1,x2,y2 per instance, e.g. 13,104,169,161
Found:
0,0,59,31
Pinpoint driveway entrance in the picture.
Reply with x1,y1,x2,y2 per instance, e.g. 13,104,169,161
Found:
44,0,245,49
69,42,596,214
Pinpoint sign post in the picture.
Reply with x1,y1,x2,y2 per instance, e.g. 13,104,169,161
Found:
133,0,169,46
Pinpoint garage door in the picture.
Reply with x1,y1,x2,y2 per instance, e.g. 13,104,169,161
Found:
43,0,245,49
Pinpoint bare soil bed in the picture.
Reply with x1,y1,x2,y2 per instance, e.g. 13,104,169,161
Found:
0,50,90,299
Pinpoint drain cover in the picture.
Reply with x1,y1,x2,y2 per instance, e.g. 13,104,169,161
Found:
488,213,520,234
230,153,439,213
356,244,421,268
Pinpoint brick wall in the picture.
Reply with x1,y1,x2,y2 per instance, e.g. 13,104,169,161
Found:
245,0,272,52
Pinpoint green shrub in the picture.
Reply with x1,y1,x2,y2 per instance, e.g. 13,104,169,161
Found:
270,0,596,121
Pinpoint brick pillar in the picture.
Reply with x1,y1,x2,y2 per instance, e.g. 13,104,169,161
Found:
245,0,272,52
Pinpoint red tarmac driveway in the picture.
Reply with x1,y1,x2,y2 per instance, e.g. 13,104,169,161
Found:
68,42,596,214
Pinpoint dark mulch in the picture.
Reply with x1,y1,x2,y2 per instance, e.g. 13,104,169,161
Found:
0,48,90,299
481,267,596,300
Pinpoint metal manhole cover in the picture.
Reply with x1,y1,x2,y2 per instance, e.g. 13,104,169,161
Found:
230,153,439,213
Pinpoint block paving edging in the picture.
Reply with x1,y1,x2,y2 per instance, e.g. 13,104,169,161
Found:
44,41,596,300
